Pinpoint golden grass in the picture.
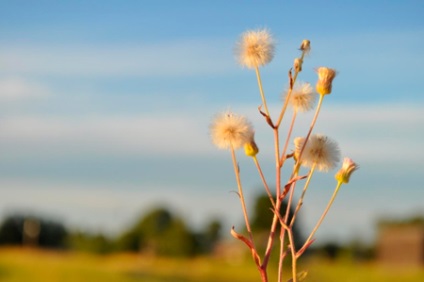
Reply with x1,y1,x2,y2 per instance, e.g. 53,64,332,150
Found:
0,247,423,282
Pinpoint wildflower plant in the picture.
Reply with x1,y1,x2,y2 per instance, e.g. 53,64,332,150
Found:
210,29,359,282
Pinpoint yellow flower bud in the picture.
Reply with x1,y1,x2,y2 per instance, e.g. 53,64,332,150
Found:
315,67,337,95
335,158,359,184
244,140,259,157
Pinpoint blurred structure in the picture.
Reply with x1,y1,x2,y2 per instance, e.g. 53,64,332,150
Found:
23,217,41,246
377,217,424,267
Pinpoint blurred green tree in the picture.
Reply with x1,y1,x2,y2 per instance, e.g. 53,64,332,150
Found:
116,208,223,257
0,214,67,248
66,231,114,254
116,208,195,257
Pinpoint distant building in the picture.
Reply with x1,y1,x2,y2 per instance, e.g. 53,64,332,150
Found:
377,221,424,267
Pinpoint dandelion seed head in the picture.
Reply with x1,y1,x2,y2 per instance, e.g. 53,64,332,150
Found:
287,82,316,113
294,134,340,171
236,29,275,69
210,111,254,150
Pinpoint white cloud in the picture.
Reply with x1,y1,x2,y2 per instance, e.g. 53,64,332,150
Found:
0,76,50,101
0,103,422,165
243,102,424,164
0,114,212,157
0,40,235,77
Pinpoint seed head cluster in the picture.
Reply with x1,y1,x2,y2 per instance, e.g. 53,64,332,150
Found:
287,82,316,113
236,29,275,69
294,134,340,171
210,111,254,150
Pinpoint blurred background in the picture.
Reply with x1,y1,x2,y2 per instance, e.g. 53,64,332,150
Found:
0,0,423,281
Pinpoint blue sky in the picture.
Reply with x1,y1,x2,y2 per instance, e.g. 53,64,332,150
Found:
0,1,423,244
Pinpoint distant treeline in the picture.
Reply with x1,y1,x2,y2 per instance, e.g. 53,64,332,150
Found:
0,193,304,257
0,208,221,257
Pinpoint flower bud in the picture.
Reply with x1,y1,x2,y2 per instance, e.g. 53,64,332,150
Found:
244,139,259,157
335,158,359,184
316,67,337,95
299,39,311,53
294,58,303,72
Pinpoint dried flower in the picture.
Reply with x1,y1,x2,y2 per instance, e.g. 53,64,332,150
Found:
299,39,311,54
210,111,254,150
236,29,275,69
335,158,359,184
294,58,303,72
315,67,337,95
294,134,340,171
287,82,316,112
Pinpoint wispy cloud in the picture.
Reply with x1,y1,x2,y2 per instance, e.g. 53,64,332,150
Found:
0,76,50,102
2,28,422,80
0,114,212,158
0,39,235,78
0,103,422,164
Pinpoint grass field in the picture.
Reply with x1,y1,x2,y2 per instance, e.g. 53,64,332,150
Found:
0,247,423,281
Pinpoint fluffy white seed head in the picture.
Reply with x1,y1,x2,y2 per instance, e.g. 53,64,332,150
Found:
294,134,340,171
287,82,317,113
210,111,254,150
235,29,275,69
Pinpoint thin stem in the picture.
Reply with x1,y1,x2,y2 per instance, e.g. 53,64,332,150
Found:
276,51,306,128
255,66,271,118
294,94,325,173
290,165,316,227
287,228,298,282
230,146,254,242
297,181,343,258
253,156,275,208
262,199,281,270
279,110,297,166
261,127,282,271
276,85,292,129
278,171,298,281
259,269,268,282
274,129,281,194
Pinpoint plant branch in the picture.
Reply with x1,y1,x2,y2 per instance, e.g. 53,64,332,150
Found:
297,181,343,258
255,66,271,119
230,146,255,244
290,165,316,227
